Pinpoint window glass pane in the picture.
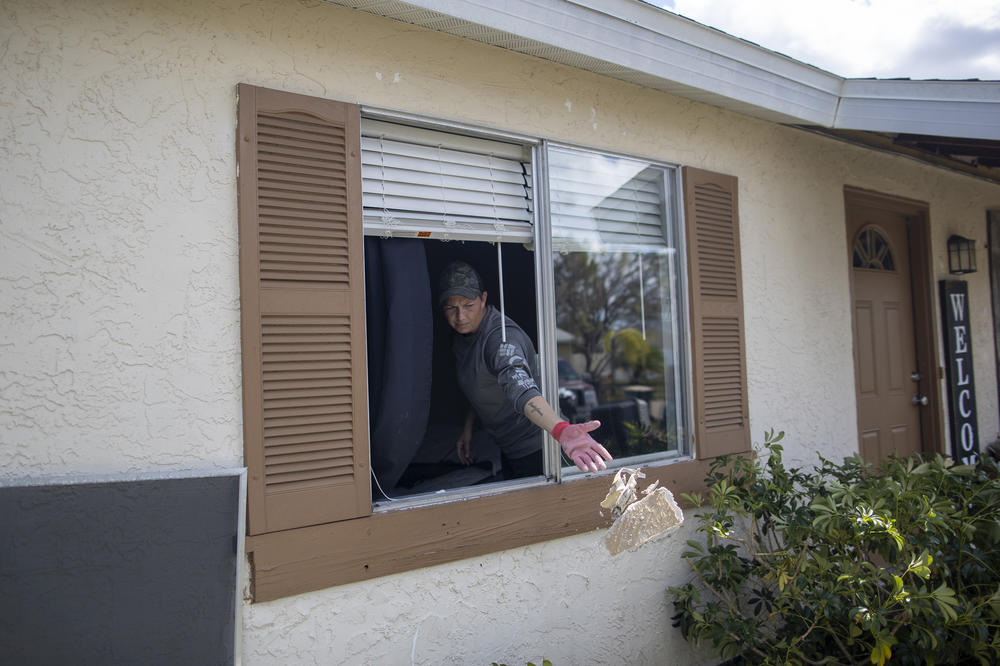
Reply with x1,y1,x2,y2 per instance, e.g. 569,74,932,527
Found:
548,145,685,465
852,227,896,272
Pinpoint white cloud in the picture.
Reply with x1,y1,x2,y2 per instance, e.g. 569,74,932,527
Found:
661,0,1000,79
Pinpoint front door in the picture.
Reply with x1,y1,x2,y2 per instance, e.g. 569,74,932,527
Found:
848,204,924,463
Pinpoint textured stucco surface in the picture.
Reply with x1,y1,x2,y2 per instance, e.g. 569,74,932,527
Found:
244,525,713,665
3,0,1000,663
1,0,244,476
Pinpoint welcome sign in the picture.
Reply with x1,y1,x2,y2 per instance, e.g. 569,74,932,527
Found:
940,280,980,465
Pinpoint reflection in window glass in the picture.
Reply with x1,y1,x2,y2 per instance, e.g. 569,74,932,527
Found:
548,145,685,466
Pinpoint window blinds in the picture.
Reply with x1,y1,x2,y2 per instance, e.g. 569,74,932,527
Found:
361,119,533,241
548,146,673,253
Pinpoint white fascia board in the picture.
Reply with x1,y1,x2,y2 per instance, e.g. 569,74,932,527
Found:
837,79,1000,140
569,0,838,88
512,0,843,123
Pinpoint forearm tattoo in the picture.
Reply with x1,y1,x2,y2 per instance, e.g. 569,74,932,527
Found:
528,403,544,419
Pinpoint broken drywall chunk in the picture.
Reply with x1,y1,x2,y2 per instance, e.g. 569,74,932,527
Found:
600,467,643,518
602,469,683,556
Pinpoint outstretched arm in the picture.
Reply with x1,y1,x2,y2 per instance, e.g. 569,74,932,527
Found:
522,395,613,474
484,330,612,473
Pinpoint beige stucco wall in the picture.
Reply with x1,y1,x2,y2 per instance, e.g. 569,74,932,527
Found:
2,0,999,663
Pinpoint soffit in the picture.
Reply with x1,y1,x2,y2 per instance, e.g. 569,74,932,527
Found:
802,128,1000,184
320,0,1000,180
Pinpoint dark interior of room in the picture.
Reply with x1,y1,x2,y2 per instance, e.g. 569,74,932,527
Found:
365,236,537,499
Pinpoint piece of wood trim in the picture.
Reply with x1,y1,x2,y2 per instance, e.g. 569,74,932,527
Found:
907,209,945,455
246,457,716,602
989,209,1000,423
842,185,928,215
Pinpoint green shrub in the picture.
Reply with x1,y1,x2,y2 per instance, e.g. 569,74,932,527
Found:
669,430,1000,665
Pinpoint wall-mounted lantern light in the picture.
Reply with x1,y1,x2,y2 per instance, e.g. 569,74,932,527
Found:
947,235,977,275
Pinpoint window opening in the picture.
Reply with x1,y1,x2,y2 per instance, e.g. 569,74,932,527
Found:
364,237,538,500
361,118,541,500
853,226,896,271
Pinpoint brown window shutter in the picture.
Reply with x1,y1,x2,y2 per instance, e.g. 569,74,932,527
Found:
683,167,750,459
237,84,371,535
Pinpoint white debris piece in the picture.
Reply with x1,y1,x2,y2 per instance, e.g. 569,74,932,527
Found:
602,467,684,556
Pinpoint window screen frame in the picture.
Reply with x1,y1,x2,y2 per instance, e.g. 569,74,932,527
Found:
540,140,694,478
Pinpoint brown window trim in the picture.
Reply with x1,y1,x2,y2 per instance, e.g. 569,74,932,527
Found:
246,456,717,602
237,84,750,603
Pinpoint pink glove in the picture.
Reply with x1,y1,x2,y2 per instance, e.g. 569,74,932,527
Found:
556,420,613,473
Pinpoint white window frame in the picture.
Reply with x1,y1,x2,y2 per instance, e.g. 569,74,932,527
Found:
543,141,692,478
359,107,692,505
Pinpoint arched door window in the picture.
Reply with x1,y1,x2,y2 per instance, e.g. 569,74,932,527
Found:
852,226,896,271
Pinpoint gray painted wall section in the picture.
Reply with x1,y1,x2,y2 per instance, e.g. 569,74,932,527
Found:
0,470,245,666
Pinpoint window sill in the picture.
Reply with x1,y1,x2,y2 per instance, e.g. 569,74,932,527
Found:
246,456,716,602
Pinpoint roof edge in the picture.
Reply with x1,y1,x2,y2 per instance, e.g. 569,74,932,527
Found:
323,0,1000,141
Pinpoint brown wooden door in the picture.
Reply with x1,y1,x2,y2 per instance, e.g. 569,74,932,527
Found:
848,205,924,463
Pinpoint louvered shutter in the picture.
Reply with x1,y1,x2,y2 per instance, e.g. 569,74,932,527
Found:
237,84,370,535
361,119,533,241
683,167,750,458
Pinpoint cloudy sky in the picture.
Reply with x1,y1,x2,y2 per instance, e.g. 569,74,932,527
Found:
656,0,1000,80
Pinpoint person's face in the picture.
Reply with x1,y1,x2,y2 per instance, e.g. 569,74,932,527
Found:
443,292,488,334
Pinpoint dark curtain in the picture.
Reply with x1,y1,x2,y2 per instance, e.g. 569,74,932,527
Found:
365,237,433,491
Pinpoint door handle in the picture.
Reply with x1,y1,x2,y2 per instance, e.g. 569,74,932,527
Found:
912,394,929,406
